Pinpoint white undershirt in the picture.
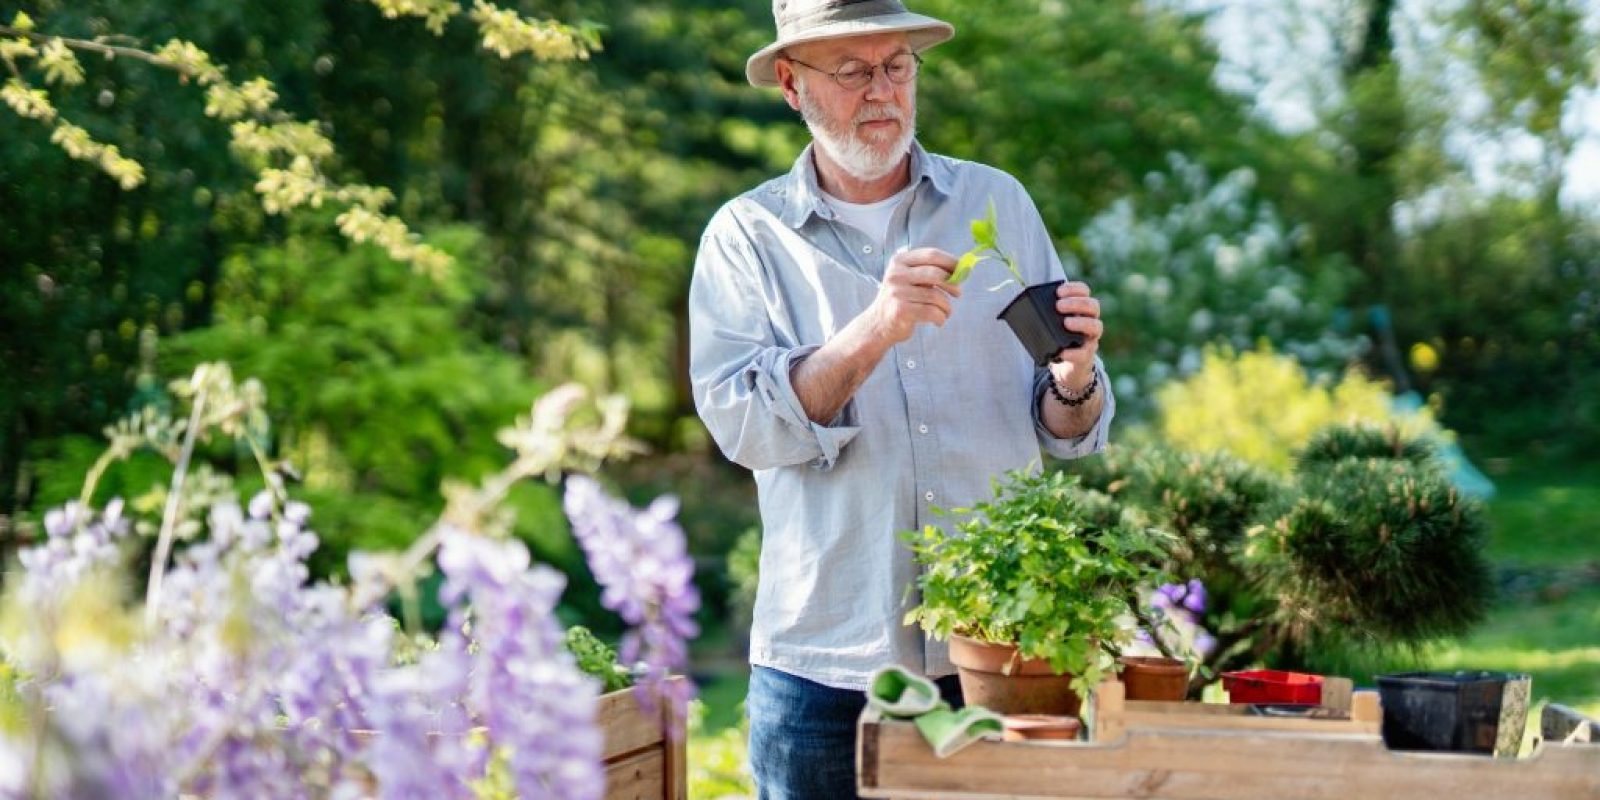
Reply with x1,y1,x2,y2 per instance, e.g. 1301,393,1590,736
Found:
821,184,913,247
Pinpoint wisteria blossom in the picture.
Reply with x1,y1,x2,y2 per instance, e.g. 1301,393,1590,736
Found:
0,371,691,799
563,475,701,729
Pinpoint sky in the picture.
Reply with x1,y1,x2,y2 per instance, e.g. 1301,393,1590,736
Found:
1177,0,1600,208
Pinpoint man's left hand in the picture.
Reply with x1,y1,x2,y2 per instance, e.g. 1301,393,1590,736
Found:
1050,281,1103,390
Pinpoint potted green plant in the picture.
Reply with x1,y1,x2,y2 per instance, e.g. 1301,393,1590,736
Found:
947,201,1084,366
905,469,1172,716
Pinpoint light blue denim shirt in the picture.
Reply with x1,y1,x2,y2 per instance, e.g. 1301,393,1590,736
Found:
689,141,1115,689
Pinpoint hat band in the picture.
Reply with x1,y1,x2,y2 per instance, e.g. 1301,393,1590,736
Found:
779,0,911,36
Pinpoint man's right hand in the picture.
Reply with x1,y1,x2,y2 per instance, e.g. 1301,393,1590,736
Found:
867,247,962,345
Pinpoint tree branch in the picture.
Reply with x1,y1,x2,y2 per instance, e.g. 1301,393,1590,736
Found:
0,26,178,73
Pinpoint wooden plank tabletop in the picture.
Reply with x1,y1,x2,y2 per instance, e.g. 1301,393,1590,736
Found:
858,708,1600,799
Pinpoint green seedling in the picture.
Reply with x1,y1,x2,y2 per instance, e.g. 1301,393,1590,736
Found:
947,198,1027,290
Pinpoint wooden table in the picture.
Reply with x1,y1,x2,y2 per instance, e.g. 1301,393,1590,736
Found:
857,680,1600,799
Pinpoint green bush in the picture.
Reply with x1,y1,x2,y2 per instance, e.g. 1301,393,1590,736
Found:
153,225,573,579
1066,422,1492,681
1265,435,1493,643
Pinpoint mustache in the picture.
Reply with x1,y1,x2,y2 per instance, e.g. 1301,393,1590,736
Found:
855,104,904,125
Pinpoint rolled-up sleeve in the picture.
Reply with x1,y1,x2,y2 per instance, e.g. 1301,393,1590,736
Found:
689,227,862,472
1032,358,1115,460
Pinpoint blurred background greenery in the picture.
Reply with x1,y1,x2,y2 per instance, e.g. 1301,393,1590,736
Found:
2,0,1597,795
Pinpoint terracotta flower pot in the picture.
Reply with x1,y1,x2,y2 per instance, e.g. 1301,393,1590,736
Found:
948,634,1080,716
1118,656,1189,702
1002,714,1082,742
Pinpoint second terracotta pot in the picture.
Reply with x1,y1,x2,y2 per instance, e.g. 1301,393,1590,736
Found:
949,634,1081,716
1119,656,1189,702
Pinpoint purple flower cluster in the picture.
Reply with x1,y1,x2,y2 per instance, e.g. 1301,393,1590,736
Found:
1154,578,1207,616
17,498,132,600
1142,579,1217,658
8,493,392,799
434,528,605,800
563,476,700,728
7,463,699,797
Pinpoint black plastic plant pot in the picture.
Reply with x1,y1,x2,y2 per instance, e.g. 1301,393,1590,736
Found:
997,280,1085,368
1375,671,1531,757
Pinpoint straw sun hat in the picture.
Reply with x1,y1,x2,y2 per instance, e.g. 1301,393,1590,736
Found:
746,0,954,88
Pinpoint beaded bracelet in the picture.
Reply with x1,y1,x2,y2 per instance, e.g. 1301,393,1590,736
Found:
1047,367,1099,407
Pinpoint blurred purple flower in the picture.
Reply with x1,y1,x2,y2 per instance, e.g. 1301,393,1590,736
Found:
562,476,700,729
435,529,604,800
1182,579,1207,614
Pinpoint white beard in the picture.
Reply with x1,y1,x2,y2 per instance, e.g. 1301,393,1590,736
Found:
797,77,917,182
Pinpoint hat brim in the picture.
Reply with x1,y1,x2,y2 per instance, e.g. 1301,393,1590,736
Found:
746,13,954,88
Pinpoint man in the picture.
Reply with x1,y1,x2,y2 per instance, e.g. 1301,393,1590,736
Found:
688,2,1114,797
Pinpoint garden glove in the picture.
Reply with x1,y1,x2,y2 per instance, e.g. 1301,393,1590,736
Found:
867,664,942,717
913,703,1004,758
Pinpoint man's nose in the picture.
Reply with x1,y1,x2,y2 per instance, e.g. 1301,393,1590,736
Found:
863,65,897,101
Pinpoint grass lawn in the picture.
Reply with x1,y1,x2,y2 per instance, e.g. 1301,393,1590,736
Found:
1481,455,1600,567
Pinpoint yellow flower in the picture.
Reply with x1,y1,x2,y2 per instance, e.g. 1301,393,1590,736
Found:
1409,342,1440,374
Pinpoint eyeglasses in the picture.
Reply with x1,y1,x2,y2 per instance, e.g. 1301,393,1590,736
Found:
785,52,921,91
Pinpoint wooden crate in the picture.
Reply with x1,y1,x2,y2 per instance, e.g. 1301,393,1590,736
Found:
599,676,688,800
856,680,1600,799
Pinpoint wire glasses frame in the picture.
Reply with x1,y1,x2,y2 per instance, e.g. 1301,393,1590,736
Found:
784,52,922,91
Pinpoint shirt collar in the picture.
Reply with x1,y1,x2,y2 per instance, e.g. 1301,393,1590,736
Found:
777,139,953,229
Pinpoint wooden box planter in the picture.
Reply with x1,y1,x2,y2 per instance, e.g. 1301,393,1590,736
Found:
856,679,1600,799
598,676,688,800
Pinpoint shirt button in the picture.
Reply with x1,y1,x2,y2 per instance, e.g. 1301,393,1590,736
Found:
906,359,917,369
918,424,929,434
863,245,874,254
924,491,935,502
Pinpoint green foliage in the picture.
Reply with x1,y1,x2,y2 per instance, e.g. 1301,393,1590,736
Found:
1070,421,1493,680
915,0,1275,236
948,199,1023,288
725,525,761,637
1455,0,1597,195
905,470,1173,693
146,226,588,601
1393,200,1600,457
1260,437,1494,643
1297,422,1436,468
1067,444,1287,599
687,699,755,799
564,625,632,693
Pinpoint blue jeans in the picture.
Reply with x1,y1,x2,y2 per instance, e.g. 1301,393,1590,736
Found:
747,666,963,800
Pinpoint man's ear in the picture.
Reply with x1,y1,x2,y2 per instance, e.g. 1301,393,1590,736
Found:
775,60,803,111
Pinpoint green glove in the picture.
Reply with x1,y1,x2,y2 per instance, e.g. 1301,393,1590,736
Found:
867,664,941,718
913,703,1004,758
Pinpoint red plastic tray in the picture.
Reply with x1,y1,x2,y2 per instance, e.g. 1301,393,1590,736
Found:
1221,669,1324,705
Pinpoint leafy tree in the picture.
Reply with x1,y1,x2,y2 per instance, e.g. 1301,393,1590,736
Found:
914,0,1279,237
1455,0,1598,210
1070,155,1363,417
0,0,595,517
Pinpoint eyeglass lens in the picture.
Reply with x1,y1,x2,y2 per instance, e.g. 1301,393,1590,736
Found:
834,53,917,88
